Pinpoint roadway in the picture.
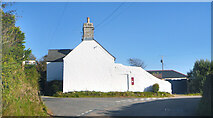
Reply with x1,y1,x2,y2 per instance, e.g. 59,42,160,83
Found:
41,96,201,116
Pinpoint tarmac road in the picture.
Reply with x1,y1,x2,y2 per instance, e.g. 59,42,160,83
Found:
41,96,201,116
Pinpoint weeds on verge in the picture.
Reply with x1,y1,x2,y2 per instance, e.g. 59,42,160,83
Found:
53,91,173,98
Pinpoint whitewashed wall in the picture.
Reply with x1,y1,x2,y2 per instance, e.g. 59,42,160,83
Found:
63,40,117,92
63,40,172,93
112,64,172,93
47,62,63,81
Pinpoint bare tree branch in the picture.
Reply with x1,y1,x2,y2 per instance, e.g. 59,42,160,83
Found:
128,58,147,69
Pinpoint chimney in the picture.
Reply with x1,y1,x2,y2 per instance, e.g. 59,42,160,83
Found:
82,17,94,41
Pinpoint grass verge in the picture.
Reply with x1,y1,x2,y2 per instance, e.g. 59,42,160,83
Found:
173,93,201,96
184,93,201,96
53,91,173,98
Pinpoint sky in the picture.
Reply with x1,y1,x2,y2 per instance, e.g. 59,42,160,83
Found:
3,2,211,74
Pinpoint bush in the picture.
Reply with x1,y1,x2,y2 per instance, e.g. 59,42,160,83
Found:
198,69,212,115
187,59,211,93
187,60,212,115
45,80,63,96
152,83,159,93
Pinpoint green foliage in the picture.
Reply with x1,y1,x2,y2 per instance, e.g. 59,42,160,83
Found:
182,93,201,96
187,59,211,93
53,91,172,98
187,59,212,115
36,55,47,95
45,80,63,96
2,11,31,64
24,65,40,89
198,62,213,116
2,58,47,116
152,83,159,93
1,8,48,116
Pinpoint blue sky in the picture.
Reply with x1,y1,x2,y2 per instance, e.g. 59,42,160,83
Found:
4,2,211,74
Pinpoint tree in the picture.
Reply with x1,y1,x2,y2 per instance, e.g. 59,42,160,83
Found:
128,58,147,69
198,61,213,115
28,52,36,60
187,59,211,93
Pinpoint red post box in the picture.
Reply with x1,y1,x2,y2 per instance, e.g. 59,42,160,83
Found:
131,77,134,85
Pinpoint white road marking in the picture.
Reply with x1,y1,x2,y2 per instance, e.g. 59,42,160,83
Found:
85,111,89,113
127,99,132,102
89,110,93,112
78,109,94,116
77,97,171,116
78,97,171,116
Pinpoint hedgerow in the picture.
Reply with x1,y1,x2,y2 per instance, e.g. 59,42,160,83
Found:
1,6,48,116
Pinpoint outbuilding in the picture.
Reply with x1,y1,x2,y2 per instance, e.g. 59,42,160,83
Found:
147,70,188,94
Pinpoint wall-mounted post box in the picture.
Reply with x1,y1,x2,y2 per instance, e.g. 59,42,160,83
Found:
131,77,134,85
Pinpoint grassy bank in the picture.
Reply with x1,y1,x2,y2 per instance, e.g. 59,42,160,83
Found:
54,91,173,98
2,64,49,116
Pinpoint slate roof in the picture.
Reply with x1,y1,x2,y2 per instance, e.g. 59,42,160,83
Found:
46,49,72,62
147,70,187,79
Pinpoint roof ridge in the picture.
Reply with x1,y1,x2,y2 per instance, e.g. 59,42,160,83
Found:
170,70,187,77
147,70,174,71
48,49,72,50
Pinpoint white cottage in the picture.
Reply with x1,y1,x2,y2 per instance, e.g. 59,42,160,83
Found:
46,17,172,93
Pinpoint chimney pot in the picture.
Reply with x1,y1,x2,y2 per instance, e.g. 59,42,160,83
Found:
87,17,90,23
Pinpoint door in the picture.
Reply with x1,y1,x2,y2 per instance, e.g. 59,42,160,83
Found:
127,74,129,91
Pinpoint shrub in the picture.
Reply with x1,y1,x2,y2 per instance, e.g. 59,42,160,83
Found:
187,59,211,93
198,70,212,115
45,80,63,96
152,83,159,93
187,60,212,115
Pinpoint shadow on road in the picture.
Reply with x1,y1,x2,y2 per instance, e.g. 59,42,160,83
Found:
100,98,201,116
